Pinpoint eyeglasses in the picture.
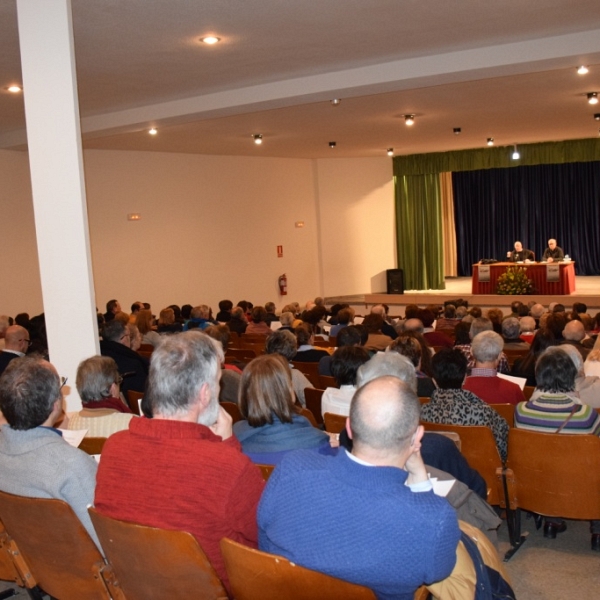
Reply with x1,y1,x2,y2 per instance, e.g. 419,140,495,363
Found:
115,375,123,385
60,377,68,390
20,338,32,347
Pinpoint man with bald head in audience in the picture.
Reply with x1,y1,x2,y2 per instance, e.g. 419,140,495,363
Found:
258,374,460,598
0,325,30,376
561,320,590,360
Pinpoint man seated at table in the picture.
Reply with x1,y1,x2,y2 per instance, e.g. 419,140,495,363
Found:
507,241,535,262
542,238,564,262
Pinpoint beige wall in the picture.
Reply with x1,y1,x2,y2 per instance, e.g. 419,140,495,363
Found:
0,149,395,317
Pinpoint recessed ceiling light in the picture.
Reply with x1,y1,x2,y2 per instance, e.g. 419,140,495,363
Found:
329,141,336,148
200,36,221,45
487,138,494,146
330,98,341,106
387,148,394,156
453,127,461,135
587,92,599,105
6,85,22,93
148,128,157,135
253,134,262,145
595,114,600,121
577,66,589,75
404,114,415,126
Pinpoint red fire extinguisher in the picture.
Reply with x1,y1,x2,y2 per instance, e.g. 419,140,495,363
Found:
278,274,288,295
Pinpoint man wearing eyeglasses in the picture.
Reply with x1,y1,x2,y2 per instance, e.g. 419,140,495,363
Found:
0,325,30,377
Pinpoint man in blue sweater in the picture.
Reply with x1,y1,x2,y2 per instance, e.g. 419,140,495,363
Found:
258,376,460,600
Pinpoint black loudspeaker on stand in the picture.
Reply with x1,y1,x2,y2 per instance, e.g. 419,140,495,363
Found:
386,269,404,294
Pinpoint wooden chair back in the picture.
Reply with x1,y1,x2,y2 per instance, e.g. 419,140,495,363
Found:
313,338,334,348
221,402,243,424
0,492,120,600
0,518,29,589
224,348,257,365
228,331,241,349
256,464,275,481
79,437,108,455
324,412,347,434
490,403,515,428
523,385,535,400
503,429,600,519
239,342,265,357
304,388,324,425
89,508,227,600
126,390,143,415
319,375,337,389
291,361,321,388
418,397,430,405
138,343,154,353
299,407,319,428
503,348,528,368
220,537,376,600
421,423,503,505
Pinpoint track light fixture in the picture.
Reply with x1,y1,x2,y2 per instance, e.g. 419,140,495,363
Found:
511,145,520,160
453,128,461,135
330,98,341,106
595,114,600,121
486,138,494,146
387,148,394,156
577,66,589,75
329,141,336,148
404,115,415,126
253,134,262,145
588,92,599,105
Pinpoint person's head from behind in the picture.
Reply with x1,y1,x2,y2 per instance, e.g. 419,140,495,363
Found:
336,325,362,348
443,304,456,319
453,321,471,345
265,302,276,315
352,324,369,347
362,314,384,334
530,328,555,356
417,309,435,328
204,324,231,354
102,319,129,346
563,319,585,342
356,352,416,392
337,307,355,326
387,334,422,369
330,346,370,387
294,323,313,346
158,308,175,327
135,309,154,334
130,301,144,315
349,376,422,461
535,347,577,393
231,306,246,321
403,318,424,334
251,306,268,324
191,305,210,320
519,316,536,333
501,317,520,341
219,299,233,313
4,325,30,354
469,317,492,340
106,299,120,315
546,312,567,340
279,311,295,328
0,357,61,430
431,348,467,389
471,330,503,364
76,356,121,402
265,329,297,361
145,331,223,425
559,344,584,377
238,354,296,427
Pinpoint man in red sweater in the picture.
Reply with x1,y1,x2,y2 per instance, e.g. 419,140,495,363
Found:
94,331,264,593
463,330,525,405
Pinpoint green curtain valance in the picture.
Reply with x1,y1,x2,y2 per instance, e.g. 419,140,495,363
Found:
393,137,600,176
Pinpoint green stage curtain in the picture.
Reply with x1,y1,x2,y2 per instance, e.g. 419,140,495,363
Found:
395,173,444,290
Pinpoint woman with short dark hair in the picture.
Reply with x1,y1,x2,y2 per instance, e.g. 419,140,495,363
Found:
234,354,330,465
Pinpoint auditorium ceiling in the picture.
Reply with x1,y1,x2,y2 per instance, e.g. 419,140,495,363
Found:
2,0,600,159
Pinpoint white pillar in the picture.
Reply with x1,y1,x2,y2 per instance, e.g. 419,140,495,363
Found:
16,0,99,411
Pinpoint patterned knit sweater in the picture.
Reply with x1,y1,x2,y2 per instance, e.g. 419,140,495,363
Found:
514,392,600,434
258,450,459,600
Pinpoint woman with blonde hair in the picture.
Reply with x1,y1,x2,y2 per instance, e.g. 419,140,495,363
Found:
136,309,161,347
234,354,330,465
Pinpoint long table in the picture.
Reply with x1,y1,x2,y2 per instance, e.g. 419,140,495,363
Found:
471,262,576,295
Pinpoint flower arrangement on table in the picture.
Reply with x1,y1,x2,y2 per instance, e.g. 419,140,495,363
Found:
496,267,534,295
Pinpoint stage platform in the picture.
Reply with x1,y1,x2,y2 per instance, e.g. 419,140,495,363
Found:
326,276,600,317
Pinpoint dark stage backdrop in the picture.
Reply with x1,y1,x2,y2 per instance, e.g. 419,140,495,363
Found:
452,161,600,276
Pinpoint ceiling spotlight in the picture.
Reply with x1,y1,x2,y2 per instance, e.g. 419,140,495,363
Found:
511,145,520,160
6,85,22,93
404,115,415,126
595,114,600,121
253,134,263,145
587,92,599,105
329,141,336,148
200,36,221,45
148,128,157,135
453,128,461,135
387,148,394,156
330,98,341,106
487,138,494,146
577,66,589,75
